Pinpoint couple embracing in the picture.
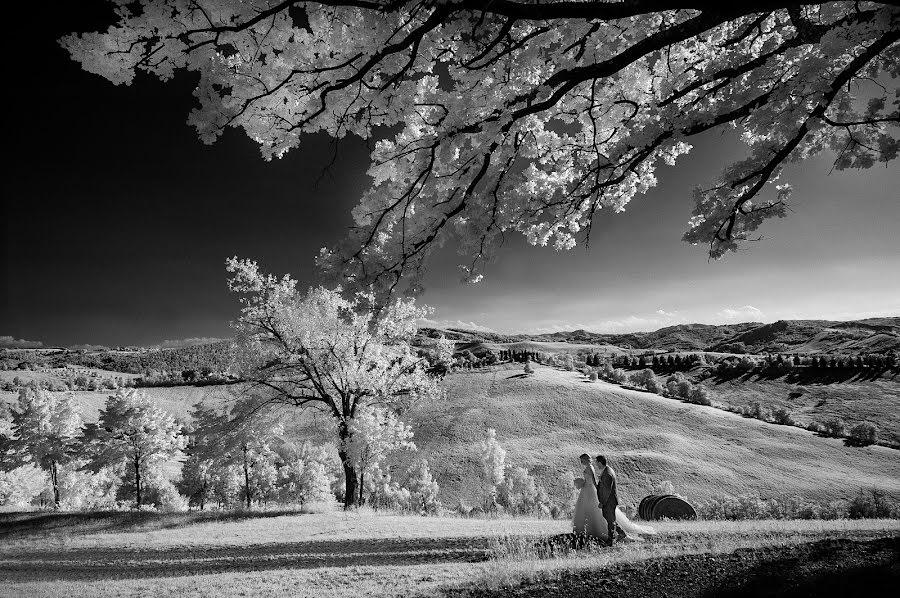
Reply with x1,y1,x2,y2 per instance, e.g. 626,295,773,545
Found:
573,453,655,545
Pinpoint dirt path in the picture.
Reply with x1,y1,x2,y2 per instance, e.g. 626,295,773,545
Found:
0,535,493,582
448,536,900,598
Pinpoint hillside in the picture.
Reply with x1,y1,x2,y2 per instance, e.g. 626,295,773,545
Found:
421,317,900,354
405,364,900,509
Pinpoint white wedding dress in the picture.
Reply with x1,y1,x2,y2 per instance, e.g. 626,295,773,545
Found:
573,464,656,540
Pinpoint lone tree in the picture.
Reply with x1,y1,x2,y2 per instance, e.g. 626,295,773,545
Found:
225,257,439,508
62,1,900,298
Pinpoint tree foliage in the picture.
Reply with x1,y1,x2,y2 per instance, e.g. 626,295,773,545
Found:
87,389,187,508
11,388,83,507
63,1,900,297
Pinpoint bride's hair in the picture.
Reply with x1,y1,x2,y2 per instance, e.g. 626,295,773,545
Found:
579,453,590,461
596,455,607,466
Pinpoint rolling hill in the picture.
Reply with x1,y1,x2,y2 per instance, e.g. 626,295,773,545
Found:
421,317,900,354
405,364,900,509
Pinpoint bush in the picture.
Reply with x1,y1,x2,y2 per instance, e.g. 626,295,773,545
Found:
848,422,878,446
628,368,657,390
588,371,598,382
697,493,858,521
688,385,711,406
806,421,822,433
847,489,897,519
822,418,846,438
771,407,795,426
741,401,769,421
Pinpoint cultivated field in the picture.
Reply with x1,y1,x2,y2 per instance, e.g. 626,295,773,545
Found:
1,510,898,598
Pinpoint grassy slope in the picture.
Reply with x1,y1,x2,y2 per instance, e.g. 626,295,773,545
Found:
407,364,900,508
702,373,900,445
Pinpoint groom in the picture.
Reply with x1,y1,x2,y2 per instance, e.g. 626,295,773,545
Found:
595,454,626,546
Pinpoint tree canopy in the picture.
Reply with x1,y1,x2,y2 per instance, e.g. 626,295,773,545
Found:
63,1,900,296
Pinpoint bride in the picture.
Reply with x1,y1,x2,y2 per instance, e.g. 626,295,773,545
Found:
572,454,655,542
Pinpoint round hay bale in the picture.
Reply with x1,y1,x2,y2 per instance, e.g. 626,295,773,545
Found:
651,495,697,520
638,494,668,520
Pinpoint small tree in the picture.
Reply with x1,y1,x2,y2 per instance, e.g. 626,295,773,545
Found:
405,458,440,514
11,388,83,508
822,419,846,438
346,405,415,506
480,428,506,505
848,422,878,446
771,407,795,426
86,388,186,508
688,385,711,406
628,368,657,390
277,442,336,508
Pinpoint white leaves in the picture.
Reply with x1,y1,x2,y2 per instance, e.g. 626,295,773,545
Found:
64,2,900,282
480,428,506,490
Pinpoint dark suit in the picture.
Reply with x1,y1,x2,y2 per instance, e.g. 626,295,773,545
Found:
596,465,621,544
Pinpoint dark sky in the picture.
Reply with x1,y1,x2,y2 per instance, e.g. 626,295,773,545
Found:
2,3,898,347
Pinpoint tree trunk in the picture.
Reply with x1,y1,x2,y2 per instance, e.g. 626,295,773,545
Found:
242,446,252,509
134,458,142,508
50,460,60,509
337,422,358,509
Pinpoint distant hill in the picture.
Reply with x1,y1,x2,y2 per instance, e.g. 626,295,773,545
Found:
0,340,236,375
419,317,900,354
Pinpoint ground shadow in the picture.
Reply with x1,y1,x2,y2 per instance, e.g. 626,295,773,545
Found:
434,537,899,598
0,509,306,540
0,535,493,582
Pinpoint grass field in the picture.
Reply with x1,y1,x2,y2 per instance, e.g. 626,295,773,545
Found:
405,364,900,508
701,371,900,445
1,510,897,598
4,363,899,511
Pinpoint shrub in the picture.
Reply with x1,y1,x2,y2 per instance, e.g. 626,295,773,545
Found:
741,401,769,421
847,489,897,519
771,407,795,426
848,422,878,446
628,368,657,390
524,361,534,375
806,421,822,433
822,418,846,438
588,371,598,382
697,493,859,521
688,385,711,406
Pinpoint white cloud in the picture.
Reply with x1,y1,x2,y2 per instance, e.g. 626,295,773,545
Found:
418,318,498,334
0,336,43,349
715,305,764,322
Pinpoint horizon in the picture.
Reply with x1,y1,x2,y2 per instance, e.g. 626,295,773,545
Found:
3,313,898,350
